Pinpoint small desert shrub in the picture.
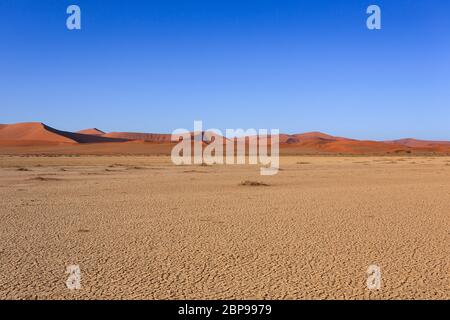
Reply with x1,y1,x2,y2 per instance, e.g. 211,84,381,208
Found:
109,163,125,168
240,180,269,186
183,170,207,173
200,162,211,167
30,176,60,181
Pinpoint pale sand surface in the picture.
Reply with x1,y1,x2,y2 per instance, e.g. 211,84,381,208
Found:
0,155,449,299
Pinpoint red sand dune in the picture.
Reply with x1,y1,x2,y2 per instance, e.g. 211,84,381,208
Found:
0,122,76,144
278,132,351,144
76,128,105,136
1,122,450,155
385,138,450,148
0,122,128,145
284,138,410,154
103,132,173,142
283,138,450,154
104,131,229,143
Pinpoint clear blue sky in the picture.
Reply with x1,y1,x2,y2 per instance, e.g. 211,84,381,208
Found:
1,0,449,140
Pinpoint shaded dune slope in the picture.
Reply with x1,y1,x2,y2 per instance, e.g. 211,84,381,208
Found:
0,123,128,144
76,128,105,136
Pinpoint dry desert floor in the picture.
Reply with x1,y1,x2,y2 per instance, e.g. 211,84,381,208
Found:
0,155,449,299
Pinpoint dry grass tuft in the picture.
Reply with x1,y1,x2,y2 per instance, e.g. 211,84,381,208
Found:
200,162,211,167
183,170,207,173
240,180,269,186
30,176,60,181
109,163,125,168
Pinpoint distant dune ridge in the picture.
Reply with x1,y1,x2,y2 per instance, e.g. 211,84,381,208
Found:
0,122,450,155
385,138,450,148
76,128,105,136
102,132,173,142
279,132,351,144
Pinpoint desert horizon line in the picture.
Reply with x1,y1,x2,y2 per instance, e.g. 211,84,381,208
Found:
1,121,449,144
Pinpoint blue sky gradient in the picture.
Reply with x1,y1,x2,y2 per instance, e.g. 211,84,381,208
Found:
1,0,449,140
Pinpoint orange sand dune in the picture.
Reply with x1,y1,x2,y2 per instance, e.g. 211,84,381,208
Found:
293,131,351,141
0,122,76,144
103,132,172,142
1,122,450,155
282,135,450,155
278,132,351,144
297,138,409,154
281,138,414,155
0,123,128,144
76,128,105,136
386,138,450,148
104,131,230,143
